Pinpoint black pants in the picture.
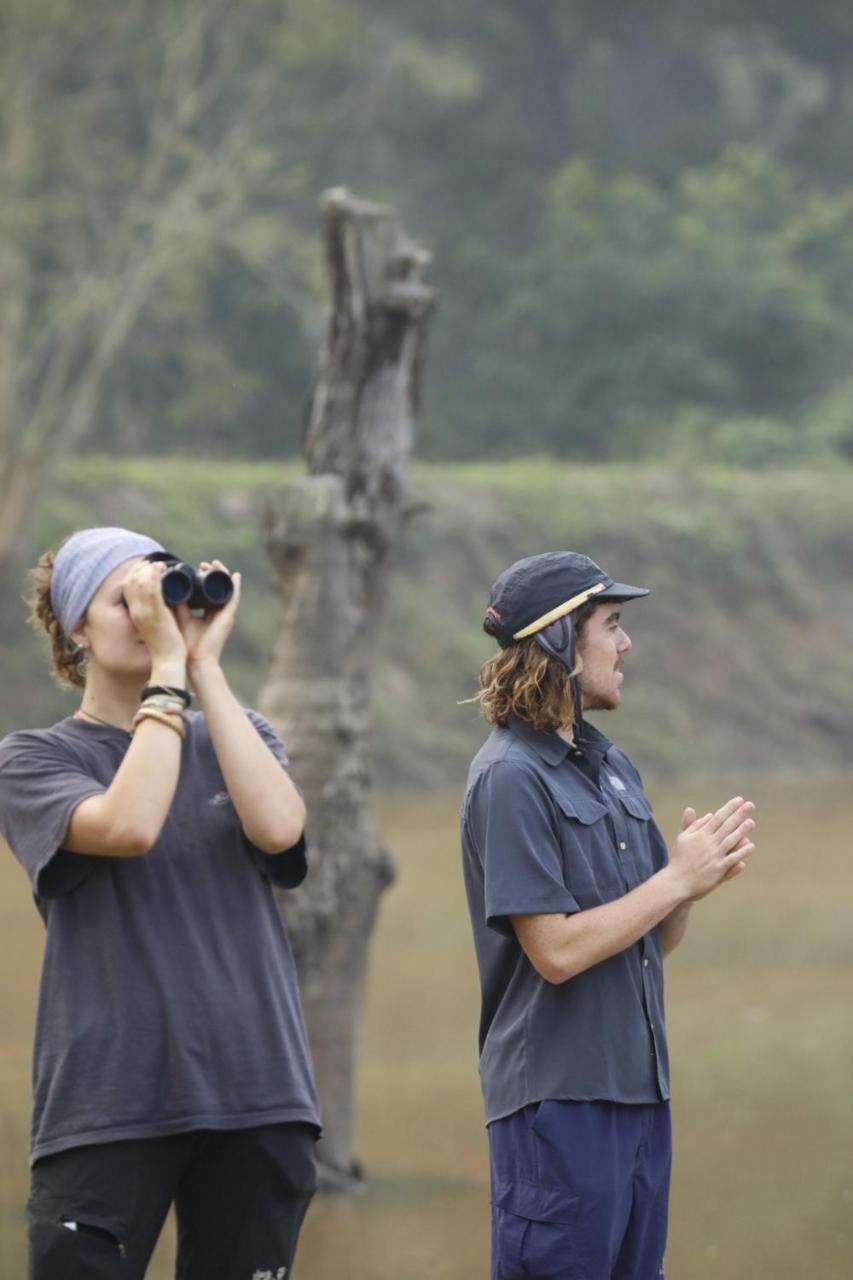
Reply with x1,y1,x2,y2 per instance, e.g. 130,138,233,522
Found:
27,1123,317,1280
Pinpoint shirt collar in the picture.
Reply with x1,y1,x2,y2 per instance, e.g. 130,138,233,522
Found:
507,713,613,767
576,718,613,757
506,714,573,766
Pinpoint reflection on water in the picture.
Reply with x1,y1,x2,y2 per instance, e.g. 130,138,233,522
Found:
3,776,853,1279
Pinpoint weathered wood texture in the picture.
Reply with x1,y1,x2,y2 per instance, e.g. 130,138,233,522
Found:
258,189,436,1188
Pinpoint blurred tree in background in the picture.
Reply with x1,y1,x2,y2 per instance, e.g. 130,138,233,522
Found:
461,147,853,459
6,0,853,517
0,0,360,563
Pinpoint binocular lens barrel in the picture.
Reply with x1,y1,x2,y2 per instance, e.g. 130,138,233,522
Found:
160,563,233,610
161,565,195,606
201,570,232,606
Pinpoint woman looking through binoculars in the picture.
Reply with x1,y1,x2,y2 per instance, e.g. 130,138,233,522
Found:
0,526,320,1280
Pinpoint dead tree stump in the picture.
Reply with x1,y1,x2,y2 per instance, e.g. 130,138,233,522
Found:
258,188,436,1189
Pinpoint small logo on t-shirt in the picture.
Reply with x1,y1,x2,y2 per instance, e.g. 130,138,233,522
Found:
209,791,231,806
608,774,626,791
251,1268,287,1279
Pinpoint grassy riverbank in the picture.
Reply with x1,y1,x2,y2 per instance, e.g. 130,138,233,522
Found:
6,455,853,785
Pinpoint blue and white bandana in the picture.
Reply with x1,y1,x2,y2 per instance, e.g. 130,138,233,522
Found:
50,527,165,635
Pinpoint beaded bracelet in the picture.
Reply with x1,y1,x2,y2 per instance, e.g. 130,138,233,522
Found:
140,684,192,709
133,698,186,725
132,707,187,741
139,695,187,717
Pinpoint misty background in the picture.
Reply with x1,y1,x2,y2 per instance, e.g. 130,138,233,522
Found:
2,3,853,1277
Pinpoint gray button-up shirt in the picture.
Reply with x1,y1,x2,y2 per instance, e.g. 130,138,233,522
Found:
461,715,670,1124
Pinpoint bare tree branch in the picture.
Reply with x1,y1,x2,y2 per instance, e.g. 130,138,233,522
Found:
0,0,277,567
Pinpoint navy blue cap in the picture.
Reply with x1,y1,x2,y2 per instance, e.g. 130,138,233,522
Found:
485,552,649,646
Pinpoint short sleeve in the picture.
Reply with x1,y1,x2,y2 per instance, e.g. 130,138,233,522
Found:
0,732,105,900
466,762,579,937
243,710,308,890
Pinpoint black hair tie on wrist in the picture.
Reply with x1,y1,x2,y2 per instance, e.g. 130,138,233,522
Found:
141,684,192,709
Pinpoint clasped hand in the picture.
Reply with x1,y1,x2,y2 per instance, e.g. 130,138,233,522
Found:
670,796,756,901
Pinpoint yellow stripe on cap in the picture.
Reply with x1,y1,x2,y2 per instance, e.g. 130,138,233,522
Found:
512,581,607,640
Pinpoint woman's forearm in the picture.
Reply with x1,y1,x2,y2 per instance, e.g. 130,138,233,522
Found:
65,659,187,857
190,662,306,854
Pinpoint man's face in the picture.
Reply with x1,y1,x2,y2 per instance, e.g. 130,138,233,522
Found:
576,600,632,711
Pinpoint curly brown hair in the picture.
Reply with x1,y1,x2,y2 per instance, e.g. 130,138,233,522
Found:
28,549,87,689
474,599,598,734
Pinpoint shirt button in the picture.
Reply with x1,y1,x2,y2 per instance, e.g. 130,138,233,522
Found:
619,841,627,851
643,958,649,967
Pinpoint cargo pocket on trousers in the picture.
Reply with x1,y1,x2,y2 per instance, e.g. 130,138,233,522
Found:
29,1209,128,1275
60,1214,128,1257
492,1179,580,1279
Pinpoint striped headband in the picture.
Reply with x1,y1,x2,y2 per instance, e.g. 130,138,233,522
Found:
50,527,165,635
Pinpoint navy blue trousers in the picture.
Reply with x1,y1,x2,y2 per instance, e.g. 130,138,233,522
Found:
488,1100,671,1280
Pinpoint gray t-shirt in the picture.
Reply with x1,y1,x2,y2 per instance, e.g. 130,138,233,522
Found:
0,711,320,1164
461,716,670,1124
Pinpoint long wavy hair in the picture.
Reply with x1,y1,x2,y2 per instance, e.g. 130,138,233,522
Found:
474,600,598,734
28,549,88,689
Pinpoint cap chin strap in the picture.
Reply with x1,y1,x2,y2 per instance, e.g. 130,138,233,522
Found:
572,673,585,745
533,616,587,744
519,582,609,744
513,581,606,640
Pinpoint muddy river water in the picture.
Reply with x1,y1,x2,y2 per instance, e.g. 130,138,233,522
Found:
2,775,852,1278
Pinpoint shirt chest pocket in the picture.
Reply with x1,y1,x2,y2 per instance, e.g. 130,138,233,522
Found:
551,791,625,905
613,788,653,822
609,787,660,883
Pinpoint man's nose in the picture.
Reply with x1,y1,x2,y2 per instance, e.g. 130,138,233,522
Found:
618,628,632,654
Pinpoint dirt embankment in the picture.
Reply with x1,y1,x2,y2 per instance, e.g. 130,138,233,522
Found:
7,457,853,787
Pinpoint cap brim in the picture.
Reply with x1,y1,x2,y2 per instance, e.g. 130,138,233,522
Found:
598,581,650,600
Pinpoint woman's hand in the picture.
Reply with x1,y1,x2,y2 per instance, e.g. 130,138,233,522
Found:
122,560,186,665
177,560,241,674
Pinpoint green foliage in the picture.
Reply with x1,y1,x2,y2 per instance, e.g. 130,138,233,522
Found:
9,455,853,788
10,0,853,468
447,148,853,460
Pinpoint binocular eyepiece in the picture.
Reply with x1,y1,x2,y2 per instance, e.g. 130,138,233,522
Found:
145,552,233,611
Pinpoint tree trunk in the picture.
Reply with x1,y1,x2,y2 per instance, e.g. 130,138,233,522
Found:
258,188,436,1190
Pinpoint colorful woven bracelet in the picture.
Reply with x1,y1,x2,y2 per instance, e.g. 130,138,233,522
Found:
139,696,187,717
131,708,187,741
140,684,192,709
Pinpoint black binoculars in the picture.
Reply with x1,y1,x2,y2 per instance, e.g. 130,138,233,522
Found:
145,552,233,611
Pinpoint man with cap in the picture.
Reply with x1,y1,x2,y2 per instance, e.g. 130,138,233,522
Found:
461,552,757,1280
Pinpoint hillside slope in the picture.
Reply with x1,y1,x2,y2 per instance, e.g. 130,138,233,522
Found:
5,456,853,787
